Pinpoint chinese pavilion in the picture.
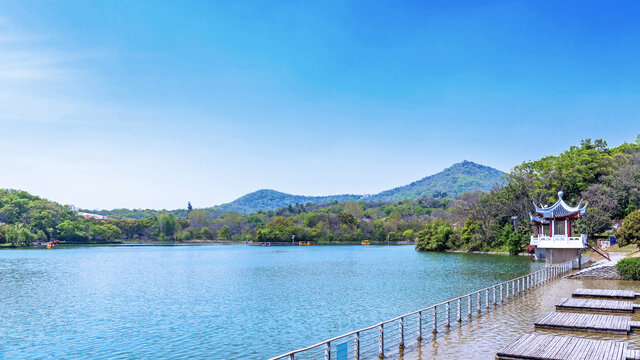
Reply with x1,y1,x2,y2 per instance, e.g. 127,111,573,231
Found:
529,191,588,266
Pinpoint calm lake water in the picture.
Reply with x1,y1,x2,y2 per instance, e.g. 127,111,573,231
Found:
0,245,544,359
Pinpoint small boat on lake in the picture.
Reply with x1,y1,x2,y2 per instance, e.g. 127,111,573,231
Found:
361,240,370,245
298,241,315,246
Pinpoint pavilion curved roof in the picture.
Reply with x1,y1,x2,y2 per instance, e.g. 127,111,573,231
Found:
529,213,549,224
532,191,587,219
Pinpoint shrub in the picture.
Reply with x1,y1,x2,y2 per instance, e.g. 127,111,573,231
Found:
525,245,536,254
616,258,640,280
617,210,640,248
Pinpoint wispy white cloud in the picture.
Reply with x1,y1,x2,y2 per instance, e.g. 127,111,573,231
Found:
0,19,107,125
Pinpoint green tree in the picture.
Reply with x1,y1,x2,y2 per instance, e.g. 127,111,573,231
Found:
506,231,524,255
573,208,611,238
416,220,453,252
156,213,178,240
219,225,232,240
188,209,208,227
460,218,481,246
617,210,640,248
56,220,88,242
17,227,33,246
402,229,415,241
200,227,214,240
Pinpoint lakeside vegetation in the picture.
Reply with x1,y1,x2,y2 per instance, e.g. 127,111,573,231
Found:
1,136,639,252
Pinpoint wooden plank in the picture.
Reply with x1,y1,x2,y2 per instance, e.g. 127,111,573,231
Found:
534,312,632,334
556,298,636,313
500,333,532,355
572,288,637,299
555,337,583,359
497,334,632,360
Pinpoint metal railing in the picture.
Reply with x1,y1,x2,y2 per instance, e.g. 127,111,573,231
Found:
269,260,575,360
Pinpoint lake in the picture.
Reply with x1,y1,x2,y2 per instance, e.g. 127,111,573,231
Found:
0,245,544,359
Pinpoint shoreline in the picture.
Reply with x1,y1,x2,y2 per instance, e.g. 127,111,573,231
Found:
447,249,535,257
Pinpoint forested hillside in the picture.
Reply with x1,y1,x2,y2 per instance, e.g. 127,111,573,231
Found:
2,136,639,252
90,160,505,217
366,161,505,201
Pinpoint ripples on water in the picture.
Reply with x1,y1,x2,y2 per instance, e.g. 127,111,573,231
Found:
0,245,543,359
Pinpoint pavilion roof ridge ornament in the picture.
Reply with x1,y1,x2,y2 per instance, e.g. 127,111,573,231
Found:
530,191,587,220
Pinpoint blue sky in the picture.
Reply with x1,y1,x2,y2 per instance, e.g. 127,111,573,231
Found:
0,1,639,209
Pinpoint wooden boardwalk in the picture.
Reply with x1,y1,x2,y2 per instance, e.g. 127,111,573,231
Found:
573,288,639,299
534,312,635,334
497,287,640,359
496,333,634,360
556,298,640,313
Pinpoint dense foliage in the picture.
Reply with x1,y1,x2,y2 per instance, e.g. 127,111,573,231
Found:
616,258,640,280
617,210,640,248
0,190,123,245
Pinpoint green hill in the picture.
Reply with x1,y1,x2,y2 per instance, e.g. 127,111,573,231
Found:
214,190,361,214
365,161,506,201
213,161,505,213
87,161,506,217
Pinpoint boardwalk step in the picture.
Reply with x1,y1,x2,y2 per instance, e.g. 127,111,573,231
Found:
497,333,629,360
556,298,636,313
628,349,640,360
535,312,632,334
573,288,638,299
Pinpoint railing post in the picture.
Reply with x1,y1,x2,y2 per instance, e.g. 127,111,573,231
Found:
378,324,384,359
477,292,481,313
325,341,330,360
354,332,360,360
500,284,503,303
446,302,450,328
417,311,422,341
493,286,496,306
467,295,472,317
289,354,294,360
512,280,515,297
457,299,461,322
432,306,437,333
399,317,404,351
485,289,489,309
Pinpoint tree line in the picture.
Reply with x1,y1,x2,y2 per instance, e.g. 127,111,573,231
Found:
2,136,639,252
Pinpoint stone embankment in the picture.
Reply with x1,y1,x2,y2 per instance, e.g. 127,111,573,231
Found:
568,252,627,280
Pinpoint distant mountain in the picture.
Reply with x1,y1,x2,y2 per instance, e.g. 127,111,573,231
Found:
214,190,361,214
365,161,506,201
214,161,506,213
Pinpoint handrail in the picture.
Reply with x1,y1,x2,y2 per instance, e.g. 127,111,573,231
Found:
268,260,574,360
